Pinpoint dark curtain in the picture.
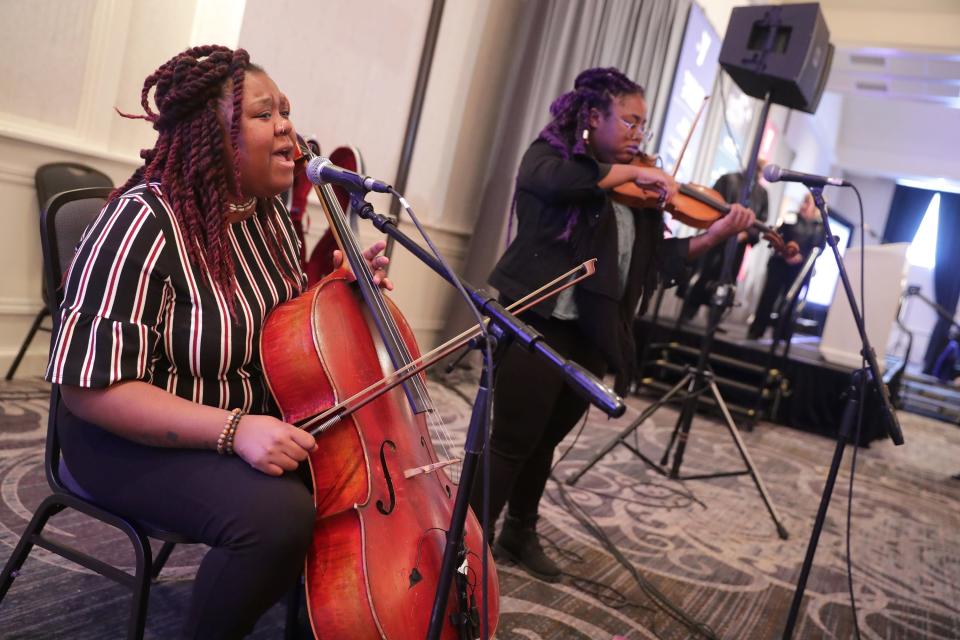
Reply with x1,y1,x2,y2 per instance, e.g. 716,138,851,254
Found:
881,184,935,243
922,192,960,373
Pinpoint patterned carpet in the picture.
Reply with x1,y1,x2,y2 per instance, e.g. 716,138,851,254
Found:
0,375,958,639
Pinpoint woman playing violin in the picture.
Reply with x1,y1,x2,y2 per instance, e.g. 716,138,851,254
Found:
45,45,390,638
473,67,756,582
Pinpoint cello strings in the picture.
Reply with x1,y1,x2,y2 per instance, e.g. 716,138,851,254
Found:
318,178,433,412
326,184,459,461
299,138,429,411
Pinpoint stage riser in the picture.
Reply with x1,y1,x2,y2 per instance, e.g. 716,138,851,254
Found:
636,318,891,445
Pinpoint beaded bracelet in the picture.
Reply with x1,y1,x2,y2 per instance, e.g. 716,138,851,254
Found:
217,408,244,456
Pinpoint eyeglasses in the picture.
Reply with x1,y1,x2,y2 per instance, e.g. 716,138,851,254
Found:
617,116,653,143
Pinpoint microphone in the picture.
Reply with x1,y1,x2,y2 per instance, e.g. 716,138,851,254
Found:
306,156,392,194
763,164,850,188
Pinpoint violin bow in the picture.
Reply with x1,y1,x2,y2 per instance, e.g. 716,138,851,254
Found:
670,95,710,178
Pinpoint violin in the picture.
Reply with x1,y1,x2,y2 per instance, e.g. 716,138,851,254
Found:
613,152,800,259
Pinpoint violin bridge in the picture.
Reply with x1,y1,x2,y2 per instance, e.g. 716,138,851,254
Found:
403,458,461,479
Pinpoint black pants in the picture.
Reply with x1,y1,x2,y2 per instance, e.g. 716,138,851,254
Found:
749,260,803,340
469,313,606,528
57,402,315,639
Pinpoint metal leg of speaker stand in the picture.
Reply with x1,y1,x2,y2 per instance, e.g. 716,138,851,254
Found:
566,372,694,486
569,363,789,538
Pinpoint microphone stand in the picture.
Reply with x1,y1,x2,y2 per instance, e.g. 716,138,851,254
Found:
767,245,822,361
347,192,625,640
781,187,905,639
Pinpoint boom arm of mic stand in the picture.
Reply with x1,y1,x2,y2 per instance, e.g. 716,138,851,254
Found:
350,193,623,640
350,196,625,418
907,288,960,334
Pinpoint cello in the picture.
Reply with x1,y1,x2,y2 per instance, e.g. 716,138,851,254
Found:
260,142,499,639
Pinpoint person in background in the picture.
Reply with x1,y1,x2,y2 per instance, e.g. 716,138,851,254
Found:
747,192,825,341
932,326,960,384
679,161,769,323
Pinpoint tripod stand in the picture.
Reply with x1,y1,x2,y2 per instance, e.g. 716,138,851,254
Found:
568,91,789,540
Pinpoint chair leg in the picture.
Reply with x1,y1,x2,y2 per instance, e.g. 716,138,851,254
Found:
151,541,176,580
5,308,49,380
125,527,155,640
0,496,66,602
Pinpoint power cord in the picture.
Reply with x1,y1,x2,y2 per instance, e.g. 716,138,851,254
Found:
546,477,720,640
844,184,869,640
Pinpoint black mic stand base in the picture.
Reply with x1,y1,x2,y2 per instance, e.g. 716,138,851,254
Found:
427,336,499,640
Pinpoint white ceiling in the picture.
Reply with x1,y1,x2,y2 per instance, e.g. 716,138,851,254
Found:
827,47,960,108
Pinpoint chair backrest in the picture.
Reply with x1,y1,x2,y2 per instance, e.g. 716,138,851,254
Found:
35,163,113,216
39,187,112,494
34,164,113,305
41,187,113,317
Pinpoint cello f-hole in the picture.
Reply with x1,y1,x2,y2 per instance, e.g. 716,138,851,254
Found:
376,440,398,515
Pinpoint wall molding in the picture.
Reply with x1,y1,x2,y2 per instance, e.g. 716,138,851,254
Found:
0,120,141,169
0,162,33,188
0,298,44,316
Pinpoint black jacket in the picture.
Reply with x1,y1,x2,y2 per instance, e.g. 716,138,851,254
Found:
490,139,688,389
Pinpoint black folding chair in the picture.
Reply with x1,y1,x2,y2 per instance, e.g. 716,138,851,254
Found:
6,164,113,380
0,188,192,639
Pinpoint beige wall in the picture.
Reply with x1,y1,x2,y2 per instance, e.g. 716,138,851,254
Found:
0,0,522,375
3,0,956,376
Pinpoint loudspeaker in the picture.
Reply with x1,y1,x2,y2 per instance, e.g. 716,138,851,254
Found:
719,3,833,114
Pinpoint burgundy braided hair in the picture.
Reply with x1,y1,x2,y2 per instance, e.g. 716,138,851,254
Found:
113,45,300,314
525,67,645,240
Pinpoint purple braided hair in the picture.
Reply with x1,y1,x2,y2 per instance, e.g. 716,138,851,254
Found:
539,67,644,159
513,67,644,242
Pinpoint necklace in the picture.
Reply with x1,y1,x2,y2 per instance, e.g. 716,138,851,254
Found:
227,197,257,213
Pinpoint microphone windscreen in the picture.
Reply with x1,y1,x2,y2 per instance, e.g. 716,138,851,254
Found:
762,164,782,182
305,156,330,185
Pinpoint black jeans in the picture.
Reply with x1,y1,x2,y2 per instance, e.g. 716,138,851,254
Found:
749,260,803,339
57,402,315,639
470,312,607,528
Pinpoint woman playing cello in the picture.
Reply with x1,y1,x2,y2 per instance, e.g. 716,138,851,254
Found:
46,45,391,638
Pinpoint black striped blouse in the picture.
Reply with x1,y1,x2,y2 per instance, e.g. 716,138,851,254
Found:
46,183,306,414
